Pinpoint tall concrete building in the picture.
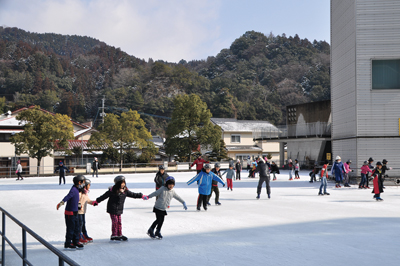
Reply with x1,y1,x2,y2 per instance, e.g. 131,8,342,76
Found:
331,0,400,175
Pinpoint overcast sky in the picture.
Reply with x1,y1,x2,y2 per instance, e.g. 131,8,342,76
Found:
0,0,330,63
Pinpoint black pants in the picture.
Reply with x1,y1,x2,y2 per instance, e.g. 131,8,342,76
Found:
257,176,271,195
197,194,208,210
78,214,87,236
65,212,80,245
366,173,370,187
236,170,241,180
17,172,23,180
207,186,220,203
151,207,166,231
59,173,65,184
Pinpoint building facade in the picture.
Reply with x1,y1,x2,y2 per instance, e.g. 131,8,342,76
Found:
331,0,400,175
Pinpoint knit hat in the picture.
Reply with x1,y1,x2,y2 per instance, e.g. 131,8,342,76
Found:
165,176,175,186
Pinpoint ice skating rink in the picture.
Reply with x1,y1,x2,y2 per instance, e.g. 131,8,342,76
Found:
1,171,399,266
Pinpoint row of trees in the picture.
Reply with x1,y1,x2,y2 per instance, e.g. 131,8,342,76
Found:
11,94,225,172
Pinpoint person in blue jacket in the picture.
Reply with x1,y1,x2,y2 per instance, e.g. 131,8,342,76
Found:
56,175,86,250
55,161,70,185
187,163,225,211
331,156,346,188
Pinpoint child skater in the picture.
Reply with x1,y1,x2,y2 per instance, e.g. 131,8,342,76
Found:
55,161,69,185
56,175,86,250
222,164,235,191
359,161,372,189
154,165,169,190
343,160,353,187
187,164,225,211
208,163,223,205
365,157,374,189
93,175,145,241
235,159,242,180
288,159,293,180
270,161,280,181
16,160,23,181
294,159,300,179
371,162,384,201
318,160,330,196
309,162,318,183
78,178,95,244
144,176,187,239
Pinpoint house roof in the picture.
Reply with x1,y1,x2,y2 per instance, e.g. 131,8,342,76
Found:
211,118,278,132
226,145,263,151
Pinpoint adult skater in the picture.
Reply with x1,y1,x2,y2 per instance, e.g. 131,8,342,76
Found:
255,158,271,199
15,160,23,181
190,155,209,174
187,164,225,211
235,159,242,180
331,156,345,188
92,157,101,178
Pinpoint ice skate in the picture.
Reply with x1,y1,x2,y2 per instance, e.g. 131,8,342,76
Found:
147,228,155,239
155,230,163,240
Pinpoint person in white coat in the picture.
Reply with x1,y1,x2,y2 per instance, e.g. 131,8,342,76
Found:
16,160,23,181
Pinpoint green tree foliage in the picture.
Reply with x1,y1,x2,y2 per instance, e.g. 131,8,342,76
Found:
208,139,228,161
88,110,155,170
0,97,6,113
11,106,74,171
165,94,222,162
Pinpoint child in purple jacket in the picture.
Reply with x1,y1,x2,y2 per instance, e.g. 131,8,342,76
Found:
56,175,86,250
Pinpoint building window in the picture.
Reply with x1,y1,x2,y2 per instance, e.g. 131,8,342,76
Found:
372,59,400,89
231,135,240,143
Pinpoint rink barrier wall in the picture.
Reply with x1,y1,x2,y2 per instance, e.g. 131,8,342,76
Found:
0,207,79,266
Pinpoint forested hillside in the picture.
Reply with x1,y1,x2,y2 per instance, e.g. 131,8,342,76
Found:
0,27,330,136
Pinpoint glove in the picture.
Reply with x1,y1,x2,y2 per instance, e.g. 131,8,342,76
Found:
183,202,187,210
142,195,149,200
56,201,64,210
92,201,98,206
389,167,393,170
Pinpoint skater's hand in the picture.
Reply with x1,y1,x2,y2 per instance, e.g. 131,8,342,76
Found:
56,201,64,210
183,202,187,210
92,201,98,206
142,195,149,200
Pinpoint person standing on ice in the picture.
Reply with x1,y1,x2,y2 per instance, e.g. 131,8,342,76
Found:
318,160,330,196
294,159,300,179
380,159,391,189
78,178,95,244
144,176,187,240
288,159,294,180
270,161,280,181
365,157,374,189
359,161,372,189
56,175,86,250
371,162,384,201
331,156,345,188
343,160,353,187
15,160,23,181
255,158,271,199
235,159,242,180
208,163,223,206
55,161,69,185
221,164,235,191
93,175,145,241
190,155,209,174
187,163,225,211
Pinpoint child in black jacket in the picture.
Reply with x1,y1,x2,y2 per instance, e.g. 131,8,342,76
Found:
55,161,69,185
93,175,145,241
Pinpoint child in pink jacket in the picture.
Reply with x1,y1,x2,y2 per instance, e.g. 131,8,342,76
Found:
343,160,353,187
359,161,372,189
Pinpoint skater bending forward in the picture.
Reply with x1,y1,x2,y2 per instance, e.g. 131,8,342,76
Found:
144,176,187,239
93,175,145,241
187,164,225,211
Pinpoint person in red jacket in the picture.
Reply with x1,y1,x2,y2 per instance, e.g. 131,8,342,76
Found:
190,155,209,174
318,160,330,196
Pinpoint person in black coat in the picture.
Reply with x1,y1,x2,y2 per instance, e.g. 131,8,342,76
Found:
255,158,271,199
92,157,101,178
55,161,69,185
154,165,169,190
270,161,280,181
94,175,144,241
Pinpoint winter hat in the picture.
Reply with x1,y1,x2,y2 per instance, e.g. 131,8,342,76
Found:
165,176,175,186
376,161,382,166
204,163,211,169
288,159,292,163
335,156,341,160
363,161,368,165
17,160,20,164
382,159,388,164
214,162,221,168
346,160,351,164
59,161,63,165
158,165,165,170
368,157,374,162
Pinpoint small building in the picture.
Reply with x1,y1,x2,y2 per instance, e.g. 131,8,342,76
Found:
211,118,280,166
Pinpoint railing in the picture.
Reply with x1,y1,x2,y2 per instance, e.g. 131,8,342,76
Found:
0,207,79,266
254,122,331,139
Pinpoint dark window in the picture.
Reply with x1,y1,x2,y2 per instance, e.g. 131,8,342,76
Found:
372,59,400,89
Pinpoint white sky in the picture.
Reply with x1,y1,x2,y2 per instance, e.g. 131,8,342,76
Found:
0,0,331,62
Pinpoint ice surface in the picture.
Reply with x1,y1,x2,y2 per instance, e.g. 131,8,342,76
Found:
1,171,399,266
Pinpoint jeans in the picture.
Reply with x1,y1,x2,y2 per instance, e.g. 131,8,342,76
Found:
319,176,327,193
65,212,80,244
289,170,293,179
92,168,98,177
78,214,87,236
359,173,367,187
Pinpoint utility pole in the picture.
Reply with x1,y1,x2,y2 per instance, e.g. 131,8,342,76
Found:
101,96,106,124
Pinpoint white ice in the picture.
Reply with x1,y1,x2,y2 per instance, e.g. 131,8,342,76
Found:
1,170,399,266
